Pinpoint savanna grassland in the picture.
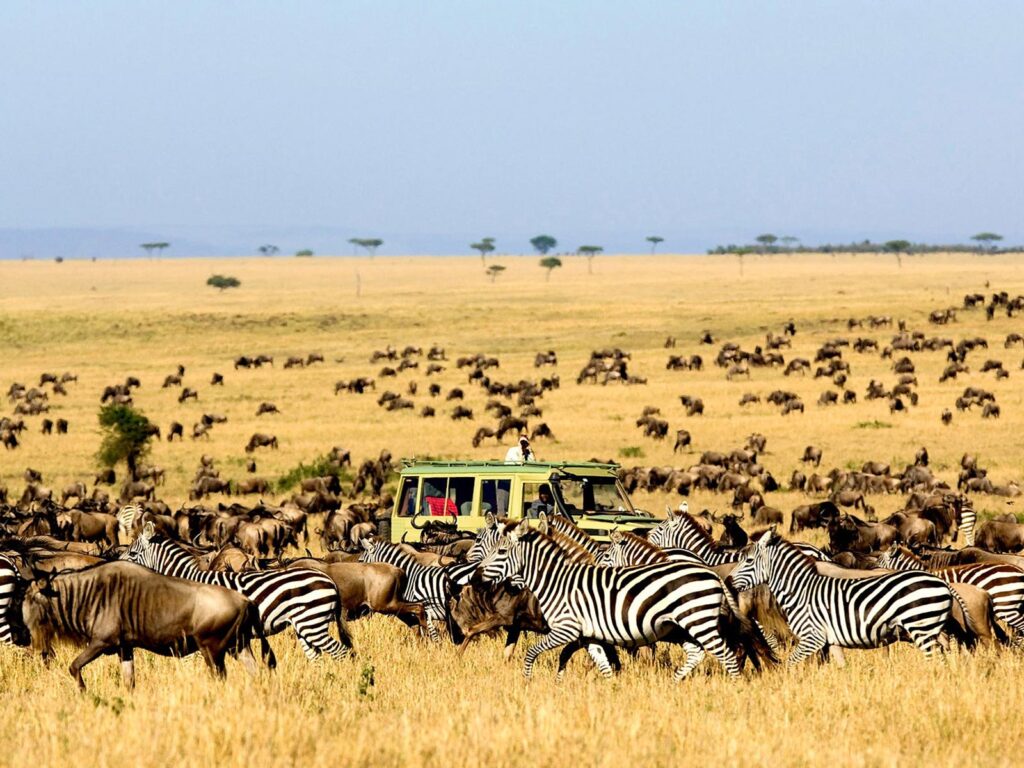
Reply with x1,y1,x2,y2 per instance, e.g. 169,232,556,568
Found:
2,252,1024,768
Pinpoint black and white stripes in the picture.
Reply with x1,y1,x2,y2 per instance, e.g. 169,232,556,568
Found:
125,523,351,660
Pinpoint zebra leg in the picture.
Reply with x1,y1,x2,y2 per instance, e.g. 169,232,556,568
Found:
523,623,580,680
674,642,706,680
787,634,827,667
585,643,615,679
755,621,783,655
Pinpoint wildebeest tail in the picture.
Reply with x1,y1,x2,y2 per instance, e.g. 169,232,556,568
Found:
333,590,354,652
720,587,779,670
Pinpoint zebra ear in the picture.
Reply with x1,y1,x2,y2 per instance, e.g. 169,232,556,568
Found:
537,512,549,534
142,521,155,538
359,537,374,552
609,529,623,545
484,512,496,529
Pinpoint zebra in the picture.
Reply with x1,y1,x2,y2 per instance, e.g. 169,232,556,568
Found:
597,530,705,567
124,521,351,660
0,554,24,645
479,521,741,680
958,499,977,547
878,543,1024,642
542,513,606,558
358,539,451,641
648,510,831,565
731,530,954,664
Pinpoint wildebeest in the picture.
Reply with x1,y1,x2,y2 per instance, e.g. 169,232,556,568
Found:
448,579,548,658
245,433,278,452
975,520,1024,553
22,562,273,690
801,445,822,467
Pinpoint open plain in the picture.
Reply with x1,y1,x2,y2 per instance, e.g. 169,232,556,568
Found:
2,253,1024,767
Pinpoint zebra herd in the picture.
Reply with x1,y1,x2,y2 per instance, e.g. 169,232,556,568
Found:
3,500,1023,687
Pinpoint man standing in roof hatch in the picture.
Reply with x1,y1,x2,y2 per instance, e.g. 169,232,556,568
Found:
504,434,535,463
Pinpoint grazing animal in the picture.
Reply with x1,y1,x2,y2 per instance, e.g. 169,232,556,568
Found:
801,445,822,467
22,562,273,690
124,525,351,660
245,433,278,452
731,531,954,664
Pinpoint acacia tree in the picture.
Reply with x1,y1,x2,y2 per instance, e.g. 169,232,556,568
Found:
471,237,496,264
539,256,562,281
884,239,911,268
349,238,383,257
755,234,778,253
140,242,170,257
971,232,1003,252
780,236,799,253
486,264,506,283
207,274,240,291
646,236,664,254
530,235,557,255
295,249,314,257
578,245,603,274
97,403,156,481
257,244,279,256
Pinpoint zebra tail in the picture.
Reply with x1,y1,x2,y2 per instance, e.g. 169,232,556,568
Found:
249,602,277,670
721,586,779,670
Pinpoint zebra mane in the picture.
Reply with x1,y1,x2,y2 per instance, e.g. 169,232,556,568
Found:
544,528,596,563
675,512,719,549
516,528,593,562
618,531,665,558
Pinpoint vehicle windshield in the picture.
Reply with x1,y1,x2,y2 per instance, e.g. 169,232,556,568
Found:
552,476,636,516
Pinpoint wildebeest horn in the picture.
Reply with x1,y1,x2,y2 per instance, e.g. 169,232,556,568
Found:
410,509,425,529
401,531,409,543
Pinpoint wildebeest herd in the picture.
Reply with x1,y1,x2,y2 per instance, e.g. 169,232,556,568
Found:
4,286,1024,688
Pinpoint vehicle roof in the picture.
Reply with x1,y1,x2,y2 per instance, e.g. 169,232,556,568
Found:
398,459,620,475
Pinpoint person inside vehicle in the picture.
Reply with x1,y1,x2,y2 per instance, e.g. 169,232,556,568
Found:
528,484,554,517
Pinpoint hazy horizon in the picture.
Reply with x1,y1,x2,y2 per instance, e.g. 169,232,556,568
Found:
2,2,1022,258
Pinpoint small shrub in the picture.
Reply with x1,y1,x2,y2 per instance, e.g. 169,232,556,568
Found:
619,446,645,459
854,420,892,430
275,453,345,492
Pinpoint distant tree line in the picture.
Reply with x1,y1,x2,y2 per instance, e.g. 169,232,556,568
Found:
709,232,1019,256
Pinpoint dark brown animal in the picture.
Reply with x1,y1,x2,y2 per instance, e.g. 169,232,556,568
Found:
22,562,273,690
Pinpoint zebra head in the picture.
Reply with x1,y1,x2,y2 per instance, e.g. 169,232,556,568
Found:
647,511,683,548
123,520,157,568
730,529,776,591
875,543,918,571
358,537,380,563
466,512,500,563
479,521,527,585
596,529,625,566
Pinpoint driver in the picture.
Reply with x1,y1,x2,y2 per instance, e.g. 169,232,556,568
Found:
528,484,554,517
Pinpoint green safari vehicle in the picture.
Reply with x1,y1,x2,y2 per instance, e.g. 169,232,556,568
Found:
386,459,656,544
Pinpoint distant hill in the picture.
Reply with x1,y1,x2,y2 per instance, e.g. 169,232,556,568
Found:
0,228,221,259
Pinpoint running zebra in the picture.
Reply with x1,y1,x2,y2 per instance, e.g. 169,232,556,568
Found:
125,522,351,660
358,539,451,641
648,510,831,565
479,521,741,680
731,530,954,664
878,543,1024,642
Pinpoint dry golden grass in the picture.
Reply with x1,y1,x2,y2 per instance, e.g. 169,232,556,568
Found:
2,252,1023,766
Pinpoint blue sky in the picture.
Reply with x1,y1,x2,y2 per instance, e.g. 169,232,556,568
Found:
1,1,1022,255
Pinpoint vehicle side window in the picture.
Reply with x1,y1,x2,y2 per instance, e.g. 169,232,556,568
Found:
422,477,456,516
397,477,418,518
481,479,512,517
450,477,476,516
522,481,554,519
